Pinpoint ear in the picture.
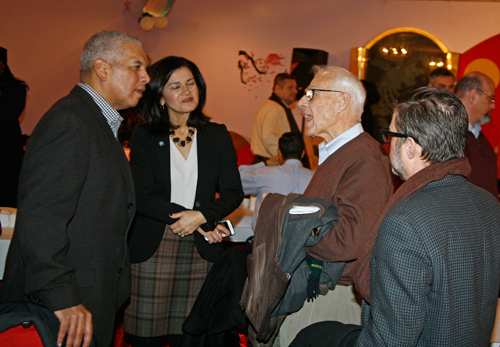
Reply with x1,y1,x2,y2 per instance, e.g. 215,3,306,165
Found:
337,92,351,114
94,59,109,81
300,149,305,159
468,89,479,105
404,137,420,160
160,96,166,106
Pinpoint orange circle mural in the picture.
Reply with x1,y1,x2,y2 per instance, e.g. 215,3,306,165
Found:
464,58,500,87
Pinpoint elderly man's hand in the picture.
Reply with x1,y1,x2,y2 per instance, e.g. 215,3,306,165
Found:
54,304,93,347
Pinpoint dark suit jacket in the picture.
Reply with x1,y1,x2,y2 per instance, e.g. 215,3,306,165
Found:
356,175,500,346
0,85,136,347
127,122,244,264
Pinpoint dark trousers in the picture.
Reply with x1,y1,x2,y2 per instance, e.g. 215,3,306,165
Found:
289,321,362,347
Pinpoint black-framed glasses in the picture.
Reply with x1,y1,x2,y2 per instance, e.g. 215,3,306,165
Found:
305,88,345,101
380,128,420,146
475,89,496,103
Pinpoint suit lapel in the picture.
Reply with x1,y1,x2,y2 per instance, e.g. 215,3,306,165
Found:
72,86,135,200
196,126,211,200
156,133,172,198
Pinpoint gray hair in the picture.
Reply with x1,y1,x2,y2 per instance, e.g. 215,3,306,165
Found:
80,31,145,77
455,71,489,99
312,65,366,120
394,87,468,164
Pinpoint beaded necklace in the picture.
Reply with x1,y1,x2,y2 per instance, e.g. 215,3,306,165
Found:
169,127,195,147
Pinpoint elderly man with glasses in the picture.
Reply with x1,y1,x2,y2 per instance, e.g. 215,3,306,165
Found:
290,87,500,347
270,66,393,346
455,71,499,200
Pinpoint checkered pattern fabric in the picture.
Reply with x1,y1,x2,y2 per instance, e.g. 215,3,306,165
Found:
124,226,210,336
356,175,500,346
77,83,122,138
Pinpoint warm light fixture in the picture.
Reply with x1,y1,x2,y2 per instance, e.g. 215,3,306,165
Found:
125,0,175,31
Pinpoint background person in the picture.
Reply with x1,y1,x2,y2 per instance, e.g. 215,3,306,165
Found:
124,56,244,347
428,67,455,92
0,46,28,208
455,71,499,200
0,30,149,347
251,73,299,163
239,132,314,230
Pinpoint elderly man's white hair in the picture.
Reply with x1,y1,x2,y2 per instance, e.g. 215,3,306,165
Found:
312,65,366,121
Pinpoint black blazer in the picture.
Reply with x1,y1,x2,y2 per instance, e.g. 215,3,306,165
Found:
0,86,135,347
128,122,244,263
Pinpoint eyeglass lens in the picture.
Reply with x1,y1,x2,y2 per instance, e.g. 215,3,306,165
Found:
306,90,313,101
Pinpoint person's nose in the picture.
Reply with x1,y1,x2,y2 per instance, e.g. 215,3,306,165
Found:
142,70,150,84
297,94,307,109
181,84,191,95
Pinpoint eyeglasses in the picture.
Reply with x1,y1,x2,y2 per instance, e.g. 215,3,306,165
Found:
476,89,495,103
380,128,420,146
305,88,345,101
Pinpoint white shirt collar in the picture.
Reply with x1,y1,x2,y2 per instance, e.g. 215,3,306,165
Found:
468,123,481,139
318,123,364,165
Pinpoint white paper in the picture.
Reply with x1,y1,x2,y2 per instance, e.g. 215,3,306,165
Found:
289,205,320,215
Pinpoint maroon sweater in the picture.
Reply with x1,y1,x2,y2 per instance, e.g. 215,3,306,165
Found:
306,132,393,295
466,131,499,200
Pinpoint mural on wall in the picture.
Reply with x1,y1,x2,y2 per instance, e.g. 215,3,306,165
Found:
238,51,286,94
458,33,500,178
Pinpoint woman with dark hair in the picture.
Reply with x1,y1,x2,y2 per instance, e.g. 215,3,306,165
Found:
124,56,244,347
0,47,28,207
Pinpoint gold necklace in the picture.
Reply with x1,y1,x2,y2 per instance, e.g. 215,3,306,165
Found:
169,127,195,147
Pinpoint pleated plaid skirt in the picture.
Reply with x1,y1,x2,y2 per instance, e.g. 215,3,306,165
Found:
124,226,210,337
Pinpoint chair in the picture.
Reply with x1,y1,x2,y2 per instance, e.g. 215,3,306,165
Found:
303,135,323,170
0,302,59,347
228,131,254,166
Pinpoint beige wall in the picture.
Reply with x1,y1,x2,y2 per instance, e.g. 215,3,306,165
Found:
2,0,500,138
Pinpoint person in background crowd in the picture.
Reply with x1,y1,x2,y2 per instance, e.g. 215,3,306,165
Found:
455,71,499,200
251,73,299,164
0,46,28,208
124,56,244,347
0,31,149,347
290,87,500,346
239,132,314,230
428,67,455,92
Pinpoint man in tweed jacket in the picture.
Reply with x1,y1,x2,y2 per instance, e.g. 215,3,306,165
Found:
291,87,500,346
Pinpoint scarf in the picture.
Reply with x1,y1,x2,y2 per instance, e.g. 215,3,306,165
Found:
269,92,300,134
352,157,471,303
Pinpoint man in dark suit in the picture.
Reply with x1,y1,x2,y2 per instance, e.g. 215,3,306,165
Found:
0,31,150,347
455,71,499,200
290,87,500,346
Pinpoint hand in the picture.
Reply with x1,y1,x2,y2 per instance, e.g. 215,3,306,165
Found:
198,224,228,244
169,210,207,237
54,304,92,347
266,155,280,166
